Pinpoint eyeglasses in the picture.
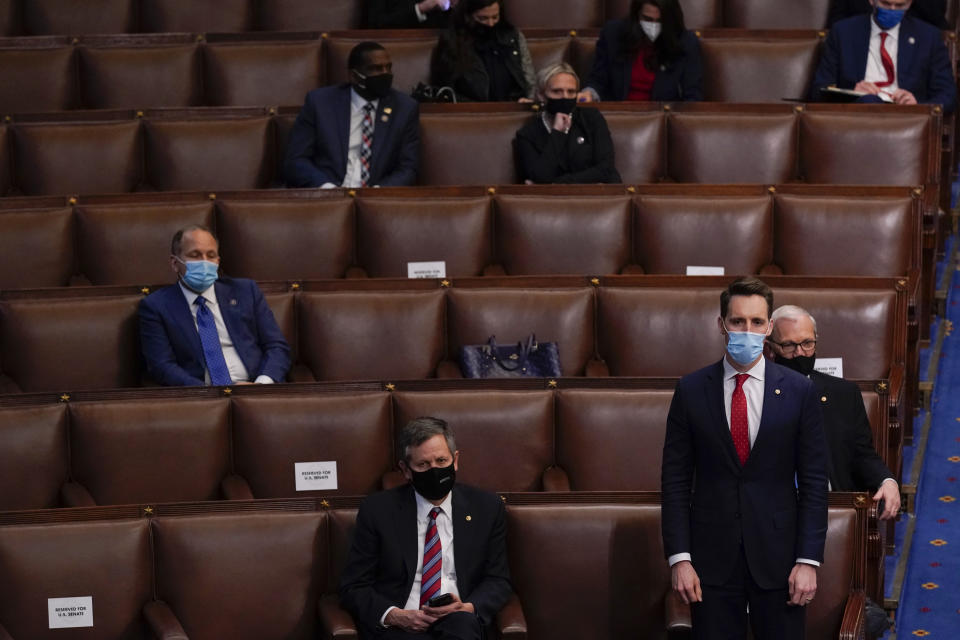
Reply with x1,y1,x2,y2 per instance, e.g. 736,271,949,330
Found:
767,338,817,354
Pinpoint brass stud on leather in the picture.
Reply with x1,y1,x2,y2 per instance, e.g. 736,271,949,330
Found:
59,393,70,403
385,383,396,391
136,110,144,118
487,186,496,194
347,189,357,197
440,279,451,288
694,30,701,38
855,495,867,506
500,494,507,503
3,115,11,123
320,499,331,508
321,32,329,39
140,287,150,295
68,196,78,205
898,279,906,287
767,185,776,193
222,387,232,395
663,104,671,111
794,105,804,113
143,506,154,515
912,187,923,197
290,282,301,291
72,37,79,45
626,186,636,193
547,380,558,388
268,107,277,116
531,102,540,112
568,30,576,37
817,30,826,38
590,277,600,286
934,105,942,114
877,381,888,392
196,34,205,42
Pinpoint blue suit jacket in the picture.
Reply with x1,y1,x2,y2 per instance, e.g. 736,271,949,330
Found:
139,277,291,386
661,359,828,590
584,19,703,102
283,84,420,188
811,14,957,113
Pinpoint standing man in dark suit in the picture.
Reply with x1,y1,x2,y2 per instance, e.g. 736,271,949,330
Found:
765,305,900,520
812,0,956,113
284,42,419,188
366,0,457,28
139,225,291,387
661,277,828,640
340,417,512,639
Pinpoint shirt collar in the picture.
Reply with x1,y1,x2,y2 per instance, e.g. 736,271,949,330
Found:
414,485,453,520
179,280,217,307
722,352,766,382
870,18,901,41
350,87,379,113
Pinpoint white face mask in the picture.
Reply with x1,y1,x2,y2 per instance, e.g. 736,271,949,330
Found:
640,20,662,41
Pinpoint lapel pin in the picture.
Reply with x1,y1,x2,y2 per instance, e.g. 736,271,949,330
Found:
774,389,781,395
576,136,585,144
821,396,828,403
381,115,389,122
230,299,238,306
465,515,472,521
383,107,392,114
909,37,916,44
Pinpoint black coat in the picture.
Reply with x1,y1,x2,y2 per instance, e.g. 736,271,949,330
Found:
514,107,622,184
827,0,948,29
432,25,536,102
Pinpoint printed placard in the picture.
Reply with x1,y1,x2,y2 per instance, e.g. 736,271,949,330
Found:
685,266,725,276
407,261,446,279
814,357,843,378
295,461,338,491
48,596,93,629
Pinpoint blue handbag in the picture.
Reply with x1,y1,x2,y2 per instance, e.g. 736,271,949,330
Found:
459,334,561,378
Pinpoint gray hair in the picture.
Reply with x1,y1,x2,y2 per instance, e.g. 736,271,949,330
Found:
771,305,818,336
399,417,457,463
536,62,579,95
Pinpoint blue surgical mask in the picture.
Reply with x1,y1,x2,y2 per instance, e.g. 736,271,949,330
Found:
176,258,219,292
874,7,905,30
724,329,767,366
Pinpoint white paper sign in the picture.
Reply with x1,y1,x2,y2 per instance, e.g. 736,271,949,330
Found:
48,597,93,629
814,357,844,378
408,261,446,279
295,461,338,491
686,266,725,276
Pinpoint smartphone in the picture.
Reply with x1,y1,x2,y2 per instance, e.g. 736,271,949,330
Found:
427,593,454,607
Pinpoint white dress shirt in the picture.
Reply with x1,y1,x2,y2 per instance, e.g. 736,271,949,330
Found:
863,20,900,99
178,282,273,384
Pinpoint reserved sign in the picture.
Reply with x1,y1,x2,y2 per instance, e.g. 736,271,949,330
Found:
295,461,338,491
48,596,93,629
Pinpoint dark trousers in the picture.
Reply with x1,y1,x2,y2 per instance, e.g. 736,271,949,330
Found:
379,611,483,640
691,546,805,640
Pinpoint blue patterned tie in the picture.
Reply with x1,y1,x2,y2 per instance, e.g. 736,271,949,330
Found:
194,296,232,386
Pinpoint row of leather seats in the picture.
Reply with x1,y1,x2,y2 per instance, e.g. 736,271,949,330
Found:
0,494,870,639
0,104,941,195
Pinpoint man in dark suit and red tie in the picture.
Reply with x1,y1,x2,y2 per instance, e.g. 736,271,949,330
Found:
340,417,512,639
284,41,420,188
661,277,828,640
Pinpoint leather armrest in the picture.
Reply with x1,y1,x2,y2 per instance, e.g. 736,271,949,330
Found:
0,374,22,394
758,263,783,275
60,481,96,507
382,470,406,490
496,592,527,639
143,600,188,640
838,589,866,640
345,266,368,279
620,264,645,275
318,593,358,638
287,363,317,383
483,264,507,276
436,360,464,378
886,366,905,421
0,620,15,640
665,590,692,633
542,465,571,492
585,358,609,377
221,474,254,501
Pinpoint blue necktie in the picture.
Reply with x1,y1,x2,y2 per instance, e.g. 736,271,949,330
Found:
194,296,232,386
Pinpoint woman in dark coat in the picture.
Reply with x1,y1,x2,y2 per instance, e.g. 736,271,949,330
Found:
580,0,702,102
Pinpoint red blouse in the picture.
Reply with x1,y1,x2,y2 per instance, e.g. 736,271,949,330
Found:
626,42,657,101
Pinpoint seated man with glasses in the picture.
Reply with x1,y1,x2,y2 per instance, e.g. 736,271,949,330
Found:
764,305,899,520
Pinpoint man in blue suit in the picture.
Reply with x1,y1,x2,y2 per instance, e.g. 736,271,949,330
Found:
812,0,956,113
139,225,291,387
284,41,420,188
661,277,828,640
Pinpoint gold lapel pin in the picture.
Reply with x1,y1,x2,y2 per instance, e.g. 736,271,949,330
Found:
465,515,472,521
821,396,828,403
384,107,392,114
909,37,916,44
381,115,389,122
774,389,781,395
230,299,238,305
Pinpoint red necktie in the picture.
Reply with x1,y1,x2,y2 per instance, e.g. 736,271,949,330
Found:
731,373,751,466
419,507,442,607
876,32,896,88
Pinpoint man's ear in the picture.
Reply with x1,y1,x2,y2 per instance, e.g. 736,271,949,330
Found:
398,459,412,482
453,450,460,472
169,255,181,276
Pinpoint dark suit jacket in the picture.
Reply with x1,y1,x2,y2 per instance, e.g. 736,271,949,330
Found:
340,484,512,639
661,359,828,590
514,107,622,184
138,277,291,386
366,0,451,28
584,19,703,101
283,84,419,188
809,370,893,492
827,0,948,29
811,14,957,113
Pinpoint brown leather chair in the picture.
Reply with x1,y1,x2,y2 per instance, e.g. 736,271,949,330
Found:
139,0,255,32
0,294,142,392
0,125,8,196
699,34,821,102
20,0,136,35
148,512,326,640
0,207,76,289
0,0,15,35
230,393,394,498
525,33,573,74
493,194,632,275
298,290,446,380
724,0,831,28
203,41,323,107
11,121,142,196
0,46,76,113
143,117,274,191
63,398,231,507
393,390,559,491
0,405,69,511
445,287,598,376
75,201,214,286
258,0,363,31
354,195,493,278
504,0,603,28
667,111,797,183
263,291,299,375
325,34,436,97
555,389,674,490
78,42,203,109
0,519,153,640
419,110,530,185
568,34,597,83
216,198,355,280
673,0,724,28
633,194,773,274
602,110,665,183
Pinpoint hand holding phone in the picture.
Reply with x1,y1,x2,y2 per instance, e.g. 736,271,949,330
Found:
427,593,454,607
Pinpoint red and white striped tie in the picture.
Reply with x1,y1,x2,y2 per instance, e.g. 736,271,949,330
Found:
419,507,442,606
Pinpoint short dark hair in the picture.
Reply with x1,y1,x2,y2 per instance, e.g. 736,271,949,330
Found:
348,41,387,71
170,224,216,256
720,276,774,319
398,417,457,463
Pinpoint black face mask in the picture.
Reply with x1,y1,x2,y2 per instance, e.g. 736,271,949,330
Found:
353,71,394,101
775,353,817,376
545,97,576,115
469,22,497,39
409,463,456,501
